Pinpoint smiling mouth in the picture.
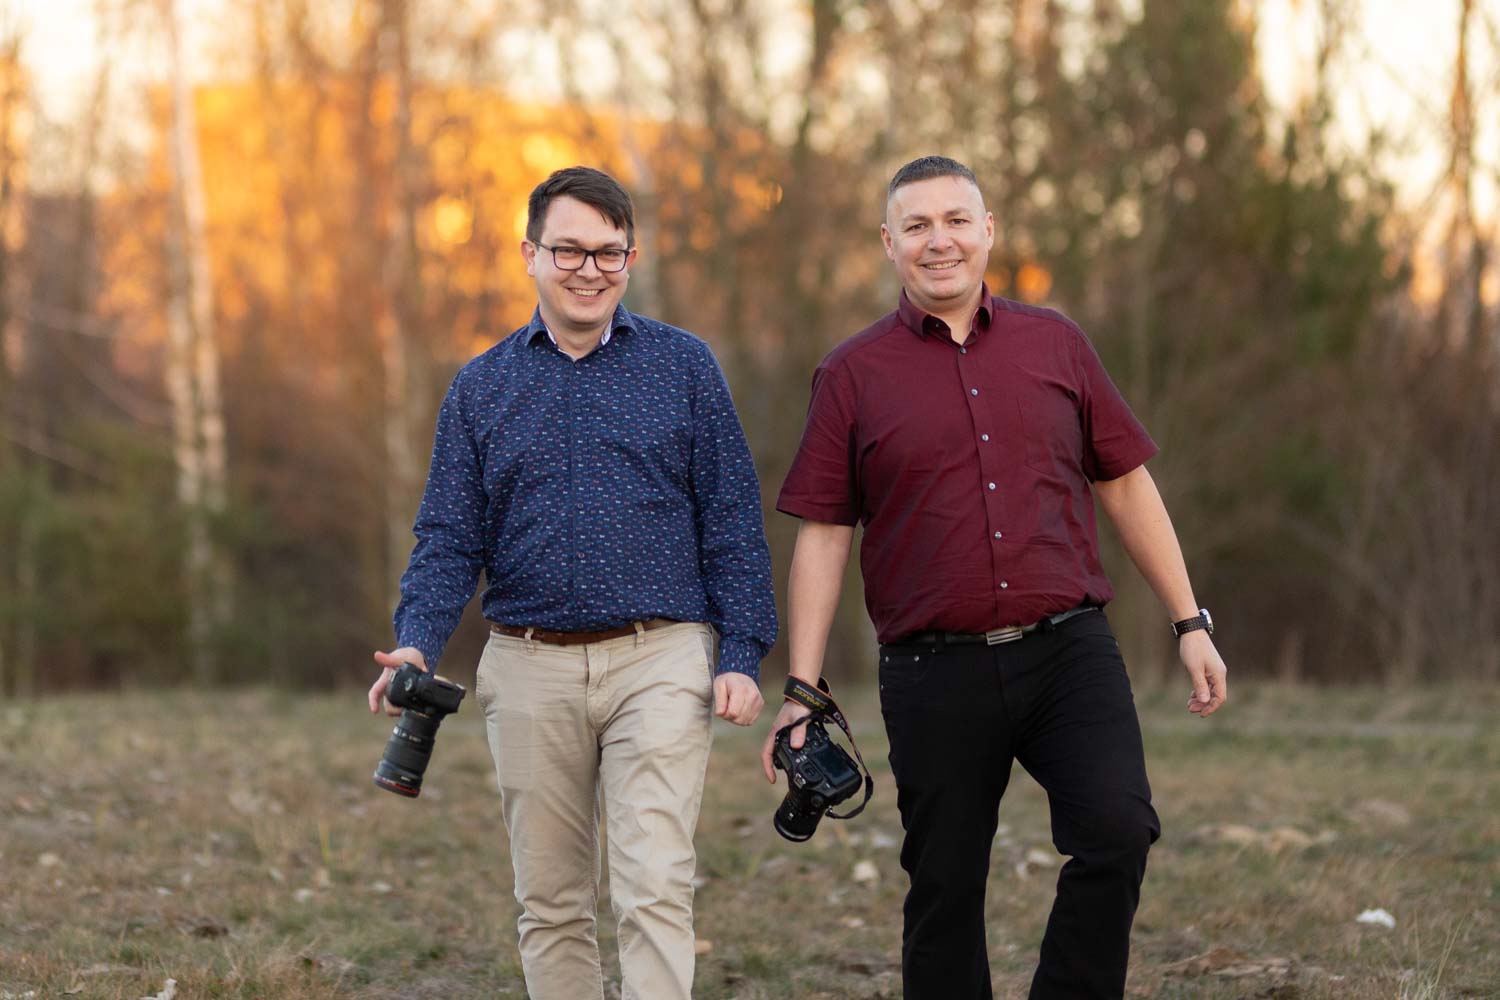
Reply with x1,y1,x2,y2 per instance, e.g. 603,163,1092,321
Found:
922,261,961,271
567,288,604,298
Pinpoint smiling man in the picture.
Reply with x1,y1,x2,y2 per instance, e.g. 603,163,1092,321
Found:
764,156,1228,998
369,166,777,1000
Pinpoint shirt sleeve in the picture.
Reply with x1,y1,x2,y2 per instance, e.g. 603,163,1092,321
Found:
775,362,861,524
688,344,779,680
1073,329,1158,481
392,374,488,668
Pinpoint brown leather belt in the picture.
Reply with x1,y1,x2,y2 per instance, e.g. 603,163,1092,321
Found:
489,618,678,646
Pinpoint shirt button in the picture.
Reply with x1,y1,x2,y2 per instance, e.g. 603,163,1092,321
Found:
970,388,978,396
994,531,1002,539
960,347,967,354
988,483,996,490
981,433,990,442
1000,581,1009,589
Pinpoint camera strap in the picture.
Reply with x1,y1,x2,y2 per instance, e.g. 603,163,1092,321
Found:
781,677,874,820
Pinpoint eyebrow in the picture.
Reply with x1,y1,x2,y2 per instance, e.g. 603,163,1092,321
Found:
542,235,630,250
897,207,975,226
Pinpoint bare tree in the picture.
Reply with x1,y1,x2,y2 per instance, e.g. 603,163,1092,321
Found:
377,0,424,614
160,0,232,680
0,14,26,694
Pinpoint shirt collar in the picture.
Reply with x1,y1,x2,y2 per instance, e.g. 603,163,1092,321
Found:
897,283,993,341
523,304,640,346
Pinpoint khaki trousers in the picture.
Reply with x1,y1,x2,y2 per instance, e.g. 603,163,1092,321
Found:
474,620,717,1000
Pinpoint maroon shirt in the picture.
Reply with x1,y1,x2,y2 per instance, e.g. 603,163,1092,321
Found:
776,288,1157,643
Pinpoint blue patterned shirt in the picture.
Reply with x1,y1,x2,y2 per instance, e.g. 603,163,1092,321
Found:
394,305,778,679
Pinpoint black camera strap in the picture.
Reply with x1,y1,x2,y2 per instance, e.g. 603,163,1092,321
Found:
780,676,874,820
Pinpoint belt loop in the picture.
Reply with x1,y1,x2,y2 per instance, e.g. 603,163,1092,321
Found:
633,621,646,647
523,626,536,654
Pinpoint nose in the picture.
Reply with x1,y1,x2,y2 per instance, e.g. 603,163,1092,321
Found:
926,224,955,251
576,252,605,278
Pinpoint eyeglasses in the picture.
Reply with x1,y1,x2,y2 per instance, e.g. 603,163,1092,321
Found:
533,242,632,273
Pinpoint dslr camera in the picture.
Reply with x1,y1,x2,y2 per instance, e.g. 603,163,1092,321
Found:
373,662,466,798
772,717,865,841
770,676,874,842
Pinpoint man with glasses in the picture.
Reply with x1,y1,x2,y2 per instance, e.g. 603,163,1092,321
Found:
764,156,1228,998
369,166,776,1000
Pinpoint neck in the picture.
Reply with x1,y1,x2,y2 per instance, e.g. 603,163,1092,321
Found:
539,308,608,360
912,287,983,345
934,308,976,344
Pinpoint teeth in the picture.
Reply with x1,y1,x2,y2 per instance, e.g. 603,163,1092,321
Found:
569,288,602,297
924,261,959,270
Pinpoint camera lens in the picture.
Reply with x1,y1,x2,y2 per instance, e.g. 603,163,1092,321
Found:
373,710,439,797
773,794,822,842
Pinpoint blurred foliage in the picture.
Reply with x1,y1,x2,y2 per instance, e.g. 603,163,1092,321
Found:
0,0,1496,692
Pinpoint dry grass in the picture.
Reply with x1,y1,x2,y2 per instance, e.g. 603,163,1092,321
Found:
2,681,1497,998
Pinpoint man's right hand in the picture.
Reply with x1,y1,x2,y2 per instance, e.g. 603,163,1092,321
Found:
368,647,428,716
760,698,814,783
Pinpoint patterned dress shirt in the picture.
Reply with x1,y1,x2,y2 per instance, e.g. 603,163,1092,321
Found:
394,305,778,678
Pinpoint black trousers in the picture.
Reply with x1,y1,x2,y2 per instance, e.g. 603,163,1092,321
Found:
878,610,1160,1000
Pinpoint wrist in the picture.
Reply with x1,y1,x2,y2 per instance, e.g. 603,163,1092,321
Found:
1170,608,1213,637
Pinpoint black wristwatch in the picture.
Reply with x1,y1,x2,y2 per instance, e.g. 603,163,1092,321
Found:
1171,608,1213,637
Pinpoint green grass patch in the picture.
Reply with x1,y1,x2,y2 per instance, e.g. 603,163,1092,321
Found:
1,683,1496,997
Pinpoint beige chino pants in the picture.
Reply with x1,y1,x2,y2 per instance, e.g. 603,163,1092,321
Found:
473,620,717,1000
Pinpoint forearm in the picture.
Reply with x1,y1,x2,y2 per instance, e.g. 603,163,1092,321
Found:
785,520,855,685
1094,465,1198,620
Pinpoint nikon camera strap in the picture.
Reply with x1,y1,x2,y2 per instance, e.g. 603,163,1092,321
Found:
781,676,875,820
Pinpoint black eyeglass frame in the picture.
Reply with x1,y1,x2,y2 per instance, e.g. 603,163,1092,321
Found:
531,241,634,273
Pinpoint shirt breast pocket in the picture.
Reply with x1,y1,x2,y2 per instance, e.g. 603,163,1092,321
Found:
1016,387,1083,478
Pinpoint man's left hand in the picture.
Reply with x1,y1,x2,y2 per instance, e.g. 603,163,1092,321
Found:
713,672,764,726
1181,631,1228,717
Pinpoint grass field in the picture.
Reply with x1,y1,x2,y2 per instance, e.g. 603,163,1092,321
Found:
2,681,1497,999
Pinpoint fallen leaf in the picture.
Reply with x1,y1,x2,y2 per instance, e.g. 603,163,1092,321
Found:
38,852,60,868
76,964,135,977
851,860,880,884
834,956,896,975
1024,848,1059,868
1164,947,1250,976
1351,799,1412,828
297,951,355,974
139,979,177,1000
368,880,394,894
693,939,713,955
839,916,866,929
1195,824,1333,853
189,919,228,938
1355,908,1396,928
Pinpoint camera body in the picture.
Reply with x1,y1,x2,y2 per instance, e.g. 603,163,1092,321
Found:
373,662,466,798
771,718,864,841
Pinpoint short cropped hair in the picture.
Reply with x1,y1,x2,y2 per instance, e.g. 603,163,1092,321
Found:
888,156,980,198
526,166,636,246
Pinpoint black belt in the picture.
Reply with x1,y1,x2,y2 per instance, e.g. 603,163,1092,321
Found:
893,605,1100,647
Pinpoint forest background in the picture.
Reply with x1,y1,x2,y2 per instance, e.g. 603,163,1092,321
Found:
2,0,1498,695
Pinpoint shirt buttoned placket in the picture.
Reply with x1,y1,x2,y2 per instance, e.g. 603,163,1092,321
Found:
565,349,589,612
951,328,1011,622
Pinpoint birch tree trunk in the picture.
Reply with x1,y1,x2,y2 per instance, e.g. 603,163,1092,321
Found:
161,0,231,680
0,32,24,695
378,0,423,614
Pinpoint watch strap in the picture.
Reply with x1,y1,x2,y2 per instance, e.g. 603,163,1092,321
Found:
1171,609,1213,636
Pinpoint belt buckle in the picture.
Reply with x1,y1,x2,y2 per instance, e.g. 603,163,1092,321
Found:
984,626,1024,646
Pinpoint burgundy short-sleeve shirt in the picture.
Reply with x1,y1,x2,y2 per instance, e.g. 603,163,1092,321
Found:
776,289,1157,643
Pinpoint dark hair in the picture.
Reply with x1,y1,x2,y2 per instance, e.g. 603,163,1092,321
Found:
526,166,636,246
887,156,980,197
